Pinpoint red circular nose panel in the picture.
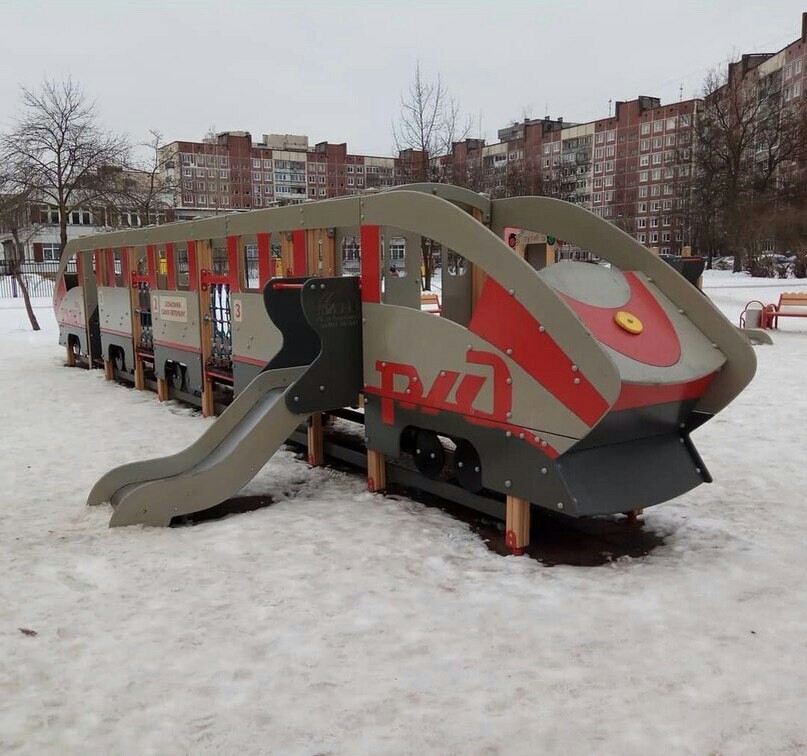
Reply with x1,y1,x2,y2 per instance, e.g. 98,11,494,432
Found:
559,272,680,367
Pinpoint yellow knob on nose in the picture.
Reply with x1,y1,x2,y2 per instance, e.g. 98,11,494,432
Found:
614,310,643,334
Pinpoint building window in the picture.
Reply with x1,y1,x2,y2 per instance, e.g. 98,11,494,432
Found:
652,154,662,165
607,130,615,142
42,242,60,261
319,188,326,196
638,202,647,213
183,168,192,177
650,232,658,243
666,135,676,147
252,159,260,168
653,121,663,133
666,117,677,130
637,218,647,229
181,154,192,165
663,200,673,210
637,233,646,243
604,176,614,187
680,114,692,127
640,139,649,151
639,171,648,182
663,217,672,227
640,155,649,167
639,186,648,197
641,123,650,135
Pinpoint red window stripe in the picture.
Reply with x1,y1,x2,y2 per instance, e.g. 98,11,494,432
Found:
360,225,380,303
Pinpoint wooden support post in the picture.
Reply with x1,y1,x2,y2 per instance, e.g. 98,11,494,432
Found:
201,377,215,418
505,496,530,556
103,359,114,381
367,449,386,493
65,343,76,367
307,412,324,466
134,357,145,391
625,509,644,524
157,377,169,402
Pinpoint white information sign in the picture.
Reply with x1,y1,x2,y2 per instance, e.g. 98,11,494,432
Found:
157,296,189,323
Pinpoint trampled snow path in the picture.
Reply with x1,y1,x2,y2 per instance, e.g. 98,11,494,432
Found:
1,277,806,755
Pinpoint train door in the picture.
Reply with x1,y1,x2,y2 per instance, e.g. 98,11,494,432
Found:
440,246,472,326
82,249,102,364
230,233,282,394
382,228,420,308
197,236,240,414
129,245,156,389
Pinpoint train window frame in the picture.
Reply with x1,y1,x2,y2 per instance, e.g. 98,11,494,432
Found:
210,238,229,277
446,249,468,277
156,245,169,290
175,242,191,291
341,234,361,277
388,236,407,278
112,248,127,287
240,236,260,292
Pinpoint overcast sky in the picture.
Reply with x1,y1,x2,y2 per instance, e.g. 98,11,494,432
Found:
1,1,805,156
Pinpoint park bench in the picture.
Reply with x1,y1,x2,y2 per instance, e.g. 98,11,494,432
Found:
420,291,442,314
741,292,807,329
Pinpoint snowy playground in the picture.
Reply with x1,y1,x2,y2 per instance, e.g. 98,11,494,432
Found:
1,271,806,754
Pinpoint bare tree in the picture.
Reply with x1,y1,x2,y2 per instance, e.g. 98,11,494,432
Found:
693,66,807,271
0,181,40,330
393,63,473,290
105,129,174,226
0,78,128,255
393,62,472,179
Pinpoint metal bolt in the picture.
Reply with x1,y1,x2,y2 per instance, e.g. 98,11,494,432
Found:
467,344,473,351
573,377,581,385
541,440,548,448
430,452,436,459
416,448,421,454
320,283,325,289
440,370,446,377
506,377,512,385
506,411,512,419
381,361,387,367
405,388,411,394
506,348,513,355
519,433,525,439
539,325,546,333
695,467,702,474
712,343,719,349
679,437,685,443
504,480,512,488
474,466,480,473
293,396,299,402
458,461,464,468
679,422,686,428
571,364,578,372
557,502,564,510
678,308,685,314
508,288,514,295
319,385,325,392
365,436,370,442
506,431,512,437
412,376,418,383
541,467,548,475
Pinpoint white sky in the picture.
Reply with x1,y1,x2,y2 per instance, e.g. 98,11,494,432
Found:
1,0,805,155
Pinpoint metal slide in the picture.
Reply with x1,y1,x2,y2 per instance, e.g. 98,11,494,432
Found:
88,368,307,526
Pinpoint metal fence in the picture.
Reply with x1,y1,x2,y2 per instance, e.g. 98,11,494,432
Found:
0,260,75,299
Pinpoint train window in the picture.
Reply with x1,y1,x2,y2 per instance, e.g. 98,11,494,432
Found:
156,246,168,289
242,241,259,291
113,248,126,287
64,253,79,290
175,243,190,291
211,241,228,275
341,235,360,277
446,249,468,276
389,236,406,278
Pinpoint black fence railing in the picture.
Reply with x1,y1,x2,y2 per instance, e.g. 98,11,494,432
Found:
0,260,75,299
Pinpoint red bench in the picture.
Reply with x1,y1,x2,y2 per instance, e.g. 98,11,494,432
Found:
743,292,807,329
420,291,442,314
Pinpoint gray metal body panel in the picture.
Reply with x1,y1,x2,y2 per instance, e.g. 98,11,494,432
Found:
231,291,283,394
88,367,306,526
440,246,472,326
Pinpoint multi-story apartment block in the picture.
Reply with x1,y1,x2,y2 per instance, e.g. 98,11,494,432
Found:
160,131,425,220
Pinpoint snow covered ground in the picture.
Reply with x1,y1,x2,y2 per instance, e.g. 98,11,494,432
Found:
1,276,806,755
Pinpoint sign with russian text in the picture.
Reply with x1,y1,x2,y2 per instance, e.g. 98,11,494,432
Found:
157,296,188,323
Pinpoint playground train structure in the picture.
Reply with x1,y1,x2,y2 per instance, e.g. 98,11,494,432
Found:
53,184,757,554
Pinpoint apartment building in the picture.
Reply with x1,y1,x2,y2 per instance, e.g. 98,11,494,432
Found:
160,132,425,219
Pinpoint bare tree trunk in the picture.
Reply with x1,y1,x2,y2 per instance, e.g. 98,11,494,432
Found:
11,230,40,330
